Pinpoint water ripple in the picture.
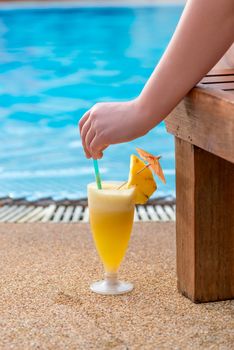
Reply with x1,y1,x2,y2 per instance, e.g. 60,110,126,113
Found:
0,5,182,199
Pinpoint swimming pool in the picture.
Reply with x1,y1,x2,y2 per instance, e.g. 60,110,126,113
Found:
0,4,183,200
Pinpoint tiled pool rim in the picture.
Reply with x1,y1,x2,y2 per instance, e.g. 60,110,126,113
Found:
0,197,175,222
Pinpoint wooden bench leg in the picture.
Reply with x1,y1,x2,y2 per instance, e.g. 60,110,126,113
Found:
175,138,234,302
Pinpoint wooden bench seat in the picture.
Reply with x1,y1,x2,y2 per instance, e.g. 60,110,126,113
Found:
165,69,234,303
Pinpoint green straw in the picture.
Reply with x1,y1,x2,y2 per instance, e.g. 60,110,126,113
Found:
93,159,102,189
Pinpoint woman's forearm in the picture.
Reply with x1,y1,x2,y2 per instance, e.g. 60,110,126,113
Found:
79,0,234,159
139,0,234,129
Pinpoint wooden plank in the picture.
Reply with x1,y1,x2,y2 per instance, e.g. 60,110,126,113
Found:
175,138,234,302
175,139,195,301
194,145,234,302
201,82,234,90
206,68,234,76
166,87,234,163
198,86,234,102
201,75,234,84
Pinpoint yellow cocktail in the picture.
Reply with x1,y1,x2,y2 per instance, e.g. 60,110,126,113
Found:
88,181,135,295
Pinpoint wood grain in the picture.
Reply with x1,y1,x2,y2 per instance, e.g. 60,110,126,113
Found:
207,68,234,76
201,75,234,84
166,87,234,163
200,82,234,90
175,139,195,300
176,138,234,302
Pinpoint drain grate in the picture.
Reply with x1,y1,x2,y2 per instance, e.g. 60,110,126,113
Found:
0,204,175,223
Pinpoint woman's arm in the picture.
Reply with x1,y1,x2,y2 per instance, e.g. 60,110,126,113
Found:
79,0,234,159
139,0,234,128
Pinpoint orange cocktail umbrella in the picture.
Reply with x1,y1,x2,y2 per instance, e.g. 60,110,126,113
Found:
117,148,166,190
136,148,166,184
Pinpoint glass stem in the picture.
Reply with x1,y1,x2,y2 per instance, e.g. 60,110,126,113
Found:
105,271,118,286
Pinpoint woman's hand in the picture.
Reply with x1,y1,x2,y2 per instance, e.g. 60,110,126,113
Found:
79,98,150,159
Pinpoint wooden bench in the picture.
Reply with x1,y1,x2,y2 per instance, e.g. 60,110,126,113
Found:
165,69,234,303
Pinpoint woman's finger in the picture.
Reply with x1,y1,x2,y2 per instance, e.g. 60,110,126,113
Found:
81,119,92,158
92,151,103,160
90,138,106,159
85,128,96,154
94,146,107,159
90,136,108,158
81,119,91,144
78,109,91,134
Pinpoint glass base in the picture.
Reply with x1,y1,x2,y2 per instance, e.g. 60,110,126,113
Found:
90,274,134,295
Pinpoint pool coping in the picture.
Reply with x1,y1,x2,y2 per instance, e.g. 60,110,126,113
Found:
0,195,175,207
0,196,176,222
0,0,186,11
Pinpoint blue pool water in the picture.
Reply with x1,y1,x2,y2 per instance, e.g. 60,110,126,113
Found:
0,5,183,200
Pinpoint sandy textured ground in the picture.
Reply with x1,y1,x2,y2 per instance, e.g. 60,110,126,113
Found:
0,223,233,349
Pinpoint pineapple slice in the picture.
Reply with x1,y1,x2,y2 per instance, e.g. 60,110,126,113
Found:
126,155,157,204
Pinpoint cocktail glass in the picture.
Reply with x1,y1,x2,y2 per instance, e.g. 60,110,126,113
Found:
88,181,135,295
